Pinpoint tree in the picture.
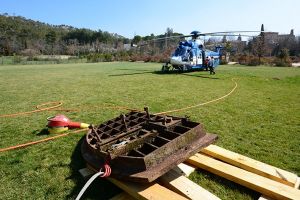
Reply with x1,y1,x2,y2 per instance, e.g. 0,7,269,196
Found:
132,35,142,44
278,48,289,61
274,48,292,67
247,24,266,63
165,27,173,37
257,24,265,63
45,30,56,54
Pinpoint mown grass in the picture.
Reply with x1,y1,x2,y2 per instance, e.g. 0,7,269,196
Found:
0,62,299,199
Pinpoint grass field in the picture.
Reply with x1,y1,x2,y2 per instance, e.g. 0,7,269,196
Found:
0,62,299,199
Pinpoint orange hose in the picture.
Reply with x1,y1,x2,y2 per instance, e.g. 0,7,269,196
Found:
155,78,238,115
0,78,238,153
0,101,63,118
0,128,87,153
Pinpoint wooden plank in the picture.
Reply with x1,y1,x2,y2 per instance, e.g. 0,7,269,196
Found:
258,177,300,200
173,163,196,177
201,145,298,187
108,178,188,200
105,164,219,200
159,168,220,200
109,192,136,200
86,165,188,200
295,177,300,189
258,196,275,200
186,153,300,200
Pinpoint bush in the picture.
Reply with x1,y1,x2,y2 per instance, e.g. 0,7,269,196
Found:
290,56,300,63
13,54,22,64
247,57,260,66
220,60,228,65
87,53,114,62
238,55,249,65
260,57,274,66
273,57,292,67
238,55,269,66
273,48,292,67
20,49,40,57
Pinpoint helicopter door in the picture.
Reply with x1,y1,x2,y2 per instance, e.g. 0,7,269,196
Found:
196,52,202,65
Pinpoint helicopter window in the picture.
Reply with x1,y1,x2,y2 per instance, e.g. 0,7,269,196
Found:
174,48,181,56
173,46,189,57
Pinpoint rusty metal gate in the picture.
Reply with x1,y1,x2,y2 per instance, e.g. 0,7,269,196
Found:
81,108,217,182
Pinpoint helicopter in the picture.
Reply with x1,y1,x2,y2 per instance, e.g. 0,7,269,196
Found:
155,30,263,73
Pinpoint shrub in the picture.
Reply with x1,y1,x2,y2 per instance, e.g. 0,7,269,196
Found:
273,48,292,67
273,57,292,67
143,55,151,62
220,60,228,65
290,56,300,63
13,54,22,64
103,53,113,62
260,57,274,66
247,57,260,66
87,53,114,62
238,55,249,65
20,49,40,57
238,55,268,66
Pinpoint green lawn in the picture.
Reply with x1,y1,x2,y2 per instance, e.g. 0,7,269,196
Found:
0,62,299,199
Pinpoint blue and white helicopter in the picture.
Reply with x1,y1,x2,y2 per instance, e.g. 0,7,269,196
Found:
160,30,260,73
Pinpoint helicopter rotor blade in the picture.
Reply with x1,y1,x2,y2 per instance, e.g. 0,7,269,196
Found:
186,30,275,37
135,30,271,47
198,30,263,36
208,34,259,37
138,35,185,46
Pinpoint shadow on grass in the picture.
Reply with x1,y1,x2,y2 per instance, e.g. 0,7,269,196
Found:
116,68,153,72
66,137,121,200
109,71,153,76
179,73,220,80
32,128,50,136
109,69,220,79
153,70,220,79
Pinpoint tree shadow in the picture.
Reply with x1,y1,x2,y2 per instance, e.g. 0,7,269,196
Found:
66,137,122,200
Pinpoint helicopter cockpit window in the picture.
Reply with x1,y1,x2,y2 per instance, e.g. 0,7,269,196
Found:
173,45,190,57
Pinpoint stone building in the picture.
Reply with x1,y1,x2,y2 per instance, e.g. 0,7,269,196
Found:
260,24,296,56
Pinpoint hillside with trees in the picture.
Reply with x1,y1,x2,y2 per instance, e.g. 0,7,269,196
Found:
0,14,299,66
0,13,128,56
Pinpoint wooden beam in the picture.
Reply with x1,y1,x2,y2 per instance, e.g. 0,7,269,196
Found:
109,192,136,200
107,164,219,200
258,196,274,200
201,145,298,187
295,177,300,189
159,168,220,200
108,178,188,200
173,163,196,177
186,153,300,200
86,164,188,200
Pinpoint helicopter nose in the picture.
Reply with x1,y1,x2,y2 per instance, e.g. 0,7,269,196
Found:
170,56,182,65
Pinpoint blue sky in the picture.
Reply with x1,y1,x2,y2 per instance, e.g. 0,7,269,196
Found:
0,0,299,38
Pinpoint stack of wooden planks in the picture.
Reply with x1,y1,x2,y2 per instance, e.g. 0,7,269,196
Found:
80,145,300,200
188,145,300,200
